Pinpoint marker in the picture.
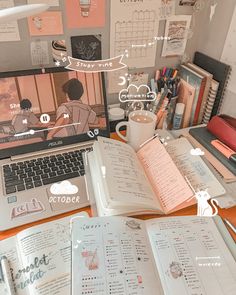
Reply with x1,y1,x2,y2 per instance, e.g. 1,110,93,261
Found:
211,140,236,165
0,256,16,295
224,219,236,235
155,70,160,81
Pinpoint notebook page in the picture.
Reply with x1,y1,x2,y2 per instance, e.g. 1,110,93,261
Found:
145,216,236,295
137,138,193,213
96,137,162,210
165,137,226,197
72,217,164,295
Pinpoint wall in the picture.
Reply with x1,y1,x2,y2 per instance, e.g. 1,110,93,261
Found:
0,0,235,108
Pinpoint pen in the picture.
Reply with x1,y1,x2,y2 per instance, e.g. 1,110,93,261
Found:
224,219,236,235
0,256,16,295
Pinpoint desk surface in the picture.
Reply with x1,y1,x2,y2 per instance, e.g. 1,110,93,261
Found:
1,133,236,242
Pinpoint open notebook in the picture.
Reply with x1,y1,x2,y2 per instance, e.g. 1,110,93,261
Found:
0,212,88,295
85,136,226,216
71,215,236,295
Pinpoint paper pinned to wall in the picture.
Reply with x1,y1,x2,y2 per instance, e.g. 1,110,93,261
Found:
110,0,161,68
31,40,49,66
162,15,192,57
28,11,63,36
66,0,105,29
0,0,20,42
159,0,176,20
27,0,59,6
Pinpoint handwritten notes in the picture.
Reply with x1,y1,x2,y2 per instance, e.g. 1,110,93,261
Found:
137,138,193,213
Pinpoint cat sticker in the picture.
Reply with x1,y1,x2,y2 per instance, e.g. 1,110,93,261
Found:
195,190,219,217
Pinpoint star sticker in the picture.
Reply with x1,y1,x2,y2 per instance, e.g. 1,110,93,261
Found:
55,60,61,67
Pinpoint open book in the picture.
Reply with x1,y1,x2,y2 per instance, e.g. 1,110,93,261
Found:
72,215,236,295
0,212,88,295
86,136,226,216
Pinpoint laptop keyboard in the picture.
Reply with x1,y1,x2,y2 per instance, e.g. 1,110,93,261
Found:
2,147,93,195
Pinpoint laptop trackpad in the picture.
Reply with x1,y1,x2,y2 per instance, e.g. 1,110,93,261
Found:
46,177,88,212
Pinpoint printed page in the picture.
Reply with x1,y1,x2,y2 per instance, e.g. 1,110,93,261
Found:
166,137,226,197
137,137,193,213
15,212,88,295
96,137,162,210
145,216,236,295
72,216,164,295
0,237,28,295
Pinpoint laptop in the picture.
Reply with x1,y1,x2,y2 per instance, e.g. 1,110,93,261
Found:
0,67,110,231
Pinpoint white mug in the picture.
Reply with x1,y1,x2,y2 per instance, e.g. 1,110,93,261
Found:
116,110,157,151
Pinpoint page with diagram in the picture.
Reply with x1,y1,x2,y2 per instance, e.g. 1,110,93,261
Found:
145,216,236,295
71,216,164,295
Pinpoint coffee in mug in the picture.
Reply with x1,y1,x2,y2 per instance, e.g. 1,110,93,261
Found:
116,110,157,151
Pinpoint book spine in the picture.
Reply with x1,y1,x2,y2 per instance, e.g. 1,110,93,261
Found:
217,67,232,115
202,82,219,124
193,78,206,125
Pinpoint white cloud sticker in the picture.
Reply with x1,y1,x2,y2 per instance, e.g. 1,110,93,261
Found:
50,180,78,195
119,84,156,103
190,148,205,156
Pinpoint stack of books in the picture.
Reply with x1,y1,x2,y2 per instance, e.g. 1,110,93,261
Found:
178,51,231,127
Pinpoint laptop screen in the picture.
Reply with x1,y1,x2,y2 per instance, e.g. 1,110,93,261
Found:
0,68,109,159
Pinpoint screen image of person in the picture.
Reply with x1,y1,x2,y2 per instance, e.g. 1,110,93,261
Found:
47,78,101,140
0,71,107,149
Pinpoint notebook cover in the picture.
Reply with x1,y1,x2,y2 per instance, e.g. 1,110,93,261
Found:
187,63,213,124
189,127,236,175
194,52,231,117
179,65,205,126
177,79,196,128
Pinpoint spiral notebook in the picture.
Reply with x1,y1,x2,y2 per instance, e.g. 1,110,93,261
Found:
193,51,231,117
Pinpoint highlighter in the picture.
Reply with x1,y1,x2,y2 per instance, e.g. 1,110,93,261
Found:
211,140,236,165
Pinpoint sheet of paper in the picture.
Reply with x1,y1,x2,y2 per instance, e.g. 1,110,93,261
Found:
27,0,59,6
15,212,88,295
166,137,226,198
159,0,176,20
137,137,193,213
162,15,192,57
96,137,161,210
146,216,236,295
28,11,63,36
0,0,20,42
110,0,161,68
30,40,49,66
72,217,164,295
66,0,105,28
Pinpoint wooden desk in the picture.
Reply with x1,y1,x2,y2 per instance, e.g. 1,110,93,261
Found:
1,133,236,242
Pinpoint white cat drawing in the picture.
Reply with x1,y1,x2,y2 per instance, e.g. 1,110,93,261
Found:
195,190,219,217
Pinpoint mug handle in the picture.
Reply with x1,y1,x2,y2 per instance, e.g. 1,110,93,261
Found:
116,121,129,142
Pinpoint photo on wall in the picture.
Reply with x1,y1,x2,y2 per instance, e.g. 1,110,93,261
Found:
51,40,67,62
179,0,197,6
71,35,102,61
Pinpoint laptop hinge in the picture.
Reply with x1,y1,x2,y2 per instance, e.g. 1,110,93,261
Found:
10,141,95,162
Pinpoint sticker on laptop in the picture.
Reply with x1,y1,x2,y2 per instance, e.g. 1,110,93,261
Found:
11,198,45,220
7,195,17,204
47,180,81,212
